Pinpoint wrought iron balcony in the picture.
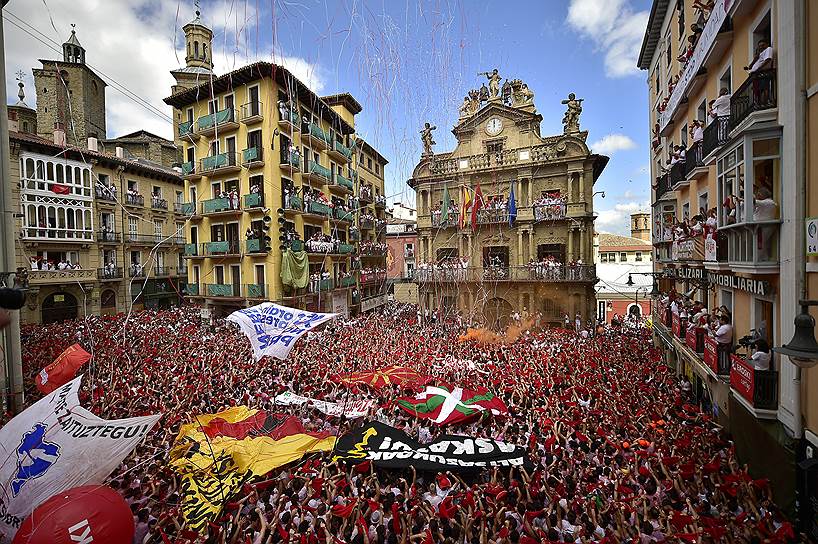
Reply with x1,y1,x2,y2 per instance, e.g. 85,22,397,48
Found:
684,141,704,178
305,160,331,183
196,107,237,135
151,196,168,210
240,101,263,122
124,193,144,207
283,194,303,212
200,152,239,174
203,240,241,256
97,267,123,280
246,283,267,298
730,69,777,131
185,283,200,296
178,120,195,138
246,238,268,254
302,121,330,148
201,196,241,214
329,140,353,162
97,230,120,243
280,151,301,171
205,283,236,297
244,192,264,209
95,186,117,202
702,116,729,158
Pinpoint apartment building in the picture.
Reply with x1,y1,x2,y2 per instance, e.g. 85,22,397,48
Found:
164,14,387,317
639,0,818,526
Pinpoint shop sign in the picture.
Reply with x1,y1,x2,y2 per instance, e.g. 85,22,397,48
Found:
709,273,772,296
730,354,755,404
807,217,818,256
704,236,717,261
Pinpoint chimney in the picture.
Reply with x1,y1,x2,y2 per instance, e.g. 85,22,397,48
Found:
115,146,125,159
53,122,66,146
87,136,98,152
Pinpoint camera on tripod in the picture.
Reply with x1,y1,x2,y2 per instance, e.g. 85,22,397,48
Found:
737,328,759,348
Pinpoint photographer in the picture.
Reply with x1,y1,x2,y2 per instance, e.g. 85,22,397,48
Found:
750,338,772,371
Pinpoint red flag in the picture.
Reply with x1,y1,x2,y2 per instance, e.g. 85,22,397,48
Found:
471,182,483,231
35,343,91,394
49,184,71,195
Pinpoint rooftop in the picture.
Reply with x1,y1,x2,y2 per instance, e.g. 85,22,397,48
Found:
597,232,651,249
637,0,672,70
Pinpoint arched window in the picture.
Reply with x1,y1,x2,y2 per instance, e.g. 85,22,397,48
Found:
194,41,199,59
84,210,92,232
187,41,191,58
56,163,64,183
57,207,66,229
202,43,208,61
36,160,45,180
21,121,28,133
26,205,36,227
25,158,34,179
66,208,74,231
46,161,54,182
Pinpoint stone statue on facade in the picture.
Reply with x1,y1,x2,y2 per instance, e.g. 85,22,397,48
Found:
479,68,502,100
561,93,584,133
508,79,534,107
501,79,513,106
458,95,471,118
420,122,437,155
478,83,489,105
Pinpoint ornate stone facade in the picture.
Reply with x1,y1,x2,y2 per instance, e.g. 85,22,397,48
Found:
409,76,608,327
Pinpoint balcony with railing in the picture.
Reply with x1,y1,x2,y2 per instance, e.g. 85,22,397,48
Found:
338,275,357,288
240,101,263,123
334,209,354,222
185,283,200,296
246,283,267,298
184,243,199,257
358,186,374,205
328,173,354,194
196,107,238,136
280,151,301,172
124,233,169,245
428,213,457,228
303,200,333,219
246,238,268,254
124,193,144,207
28,269,97,285
730,354,778,411
669,160,687,189
97,230,120,243
244,192,264,209
375,196,386,209
277,107,300,129
476,208,510,225
533,202,567,221
359,217,375,230
201,196,241,215
308,278,335,293
329,139,353,163
203,240,241,257
360,271,386,284
178,120,196,139
205,283,237,297
338,243,356,255
302,121,330,149
414,264,596,283
283,194,303,213
151,196,168,211
128,265,146,278
684,141,705,179
304,160,331,184
95,186,117,202
97,267,123,280
180,161,199,179
175,201,194,215
242,147,264,167
702,116,730,158
153,266,174,277
200,152,240,175
729,69,777,131
654,173,672,201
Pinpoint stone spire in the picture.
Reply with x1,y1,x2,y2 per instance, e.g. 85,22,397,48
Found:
15,71,31,108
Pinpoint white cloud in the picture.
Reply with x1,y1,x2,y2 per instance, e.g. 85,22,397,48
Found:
5,0,323,139
590,133,637,155
595,201,650,235
566,0,649,78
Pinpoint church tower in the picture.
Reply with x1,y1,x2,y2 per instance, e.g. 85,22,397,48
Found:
630,212,651,241
170,9,214,94
32,27,107,146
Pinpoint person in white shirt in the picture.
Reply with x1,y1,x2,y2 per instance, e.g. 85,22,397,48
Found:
750,339,771,371
753,186,777,221
710,88,732,119
713,314,733,346
746,41,774,74
691,120,704,143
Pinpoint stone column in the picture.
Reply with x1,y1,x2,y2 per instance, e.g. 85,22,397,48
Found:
527,178,533,207
577,172,585,203
517,229,523,266
528,230,535,262
580,224,587,262
567,228,574,261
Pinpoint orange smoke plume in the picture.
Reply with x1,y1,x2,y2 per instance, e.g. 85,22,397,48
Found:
458,318,536,344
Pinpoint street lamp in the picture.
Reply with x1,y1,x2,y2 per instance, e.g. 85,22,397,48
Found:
774,300,818,368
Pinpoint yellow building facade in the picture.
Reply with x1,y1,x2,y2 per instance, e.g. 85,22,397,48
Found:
639,0,817,524
409,77,607,327
164,17,387,317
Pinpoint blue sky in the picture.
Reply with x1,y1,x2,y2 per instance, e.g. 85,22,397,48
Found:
5,0,653,235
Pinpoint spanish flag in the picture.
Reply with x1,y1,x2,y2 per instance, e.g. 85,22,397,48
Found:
171,407,336,533
459,185,472,229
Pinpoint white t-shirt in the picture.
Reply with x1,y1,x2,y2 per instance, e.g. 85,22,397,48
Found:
750,46,774,73
712,94,731,117
751,350,771,371
692,125,704,142
754,198,777,221
715,324,733,344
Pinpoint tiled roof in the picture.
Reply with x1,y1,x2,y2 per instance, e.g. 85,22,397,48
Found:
597,232,651,248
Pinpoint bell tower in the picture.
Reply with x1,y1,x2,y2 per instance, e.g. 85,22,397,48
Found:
630,212,651,241
32,25,107,146
170,6,214,94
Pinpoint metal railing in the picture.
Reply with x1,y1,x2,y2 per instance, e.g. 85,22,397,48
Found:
124,193,144,207
97,230,120,243
205,283,237,297
331,140,353,161
654,173,672,200
730,69,777,130
414,264,596,283
176,202,195,214
242,147,263,164
200,151,239,172
197,107,236,132
281,151,301,169
684,141,703,178
203,240,241,256
240,101,263,120
245,283,267,298
95,186,117,202
278,106,300,126
97,267,123,280
201,196,241,214
243,192,264,208
701,116,729,157
283,194,303,211
151,196,168,210
306,160,331,181
669,161,686,187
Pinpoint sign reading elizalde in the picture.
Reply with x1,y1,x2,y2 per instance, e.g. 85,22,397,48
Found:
333,421,532,471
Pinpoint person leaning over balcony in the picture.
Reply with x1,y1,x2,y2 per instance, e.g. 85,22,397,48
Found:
691,120,704,144
709,88,732,121
750,339,771,371
746,40,774,75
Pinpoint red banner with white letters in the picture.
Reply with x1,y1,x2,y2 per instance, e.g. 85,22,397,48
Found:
703,335,718,374
730,354,755,404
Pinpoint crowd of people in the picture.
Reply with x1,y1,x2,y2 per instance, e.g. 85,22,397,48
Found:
533,194,567,221
11,304,800,543
28,256,82,271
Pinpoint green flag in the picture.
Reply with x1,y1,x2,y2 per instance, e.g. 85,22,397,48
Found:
440,183,451,225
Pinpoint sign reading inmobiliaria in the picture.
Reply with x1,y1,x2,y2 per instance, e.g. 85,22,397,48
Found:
228,302,337,360
0,376,160,540
333,422,533,471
